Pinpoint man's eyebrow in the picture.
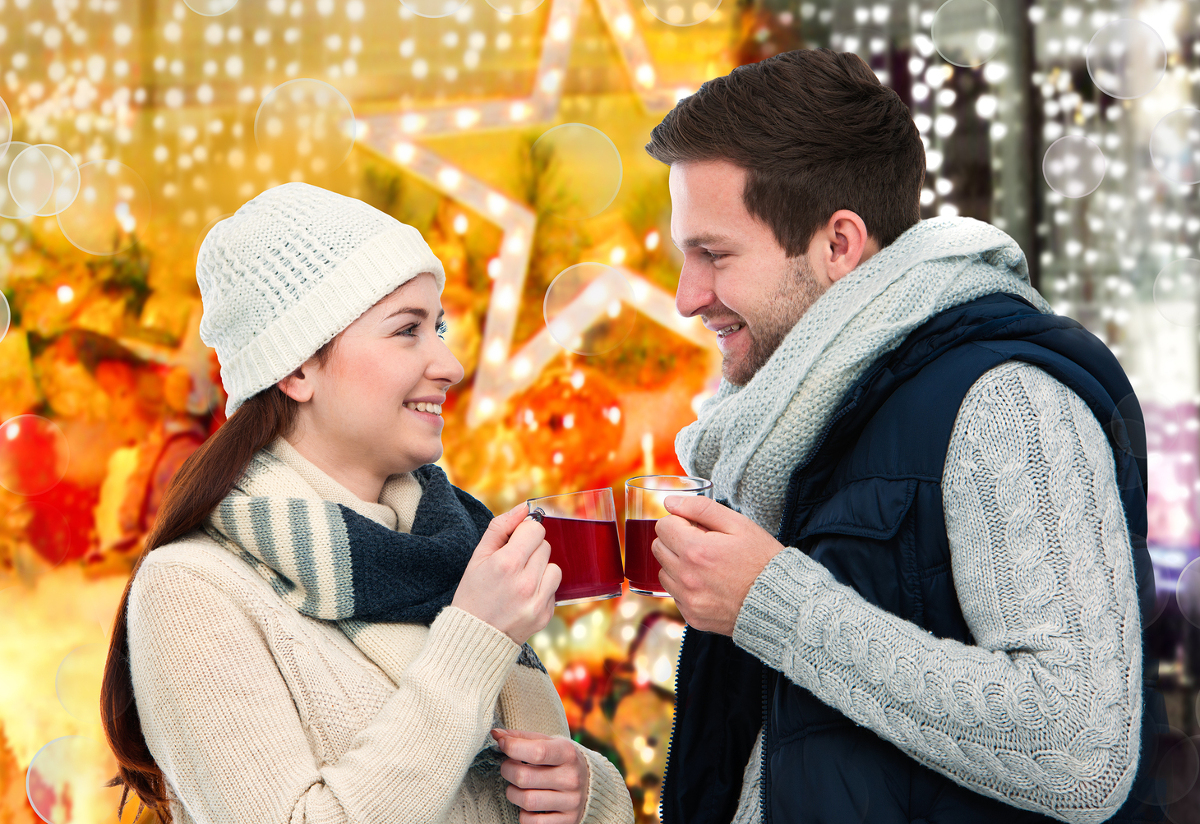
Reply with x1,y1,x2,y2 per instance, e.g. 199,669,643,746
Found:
673,233,739,250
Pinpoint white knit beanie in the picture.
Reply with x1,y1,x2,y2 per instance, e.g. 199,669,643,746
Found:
196,182,446,416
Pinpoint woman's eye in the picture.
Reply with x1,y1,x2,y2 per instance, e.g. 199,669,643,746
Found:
393,321,447,339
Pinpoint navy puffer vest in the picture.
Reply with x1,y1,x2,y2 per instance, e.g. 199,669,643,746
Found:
661,294,1166,824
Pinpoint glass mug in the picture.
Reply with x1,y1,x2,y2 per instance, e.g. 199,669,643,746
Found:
527,488,624,605
624,475,713,597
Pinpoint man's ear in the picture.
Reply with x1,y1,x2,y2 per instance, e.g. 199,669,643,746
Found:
809,210,878,286
277,364,315,403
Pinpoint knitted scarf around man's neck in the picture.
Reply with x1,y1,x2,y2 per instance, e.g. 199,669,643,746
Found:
675,216,1053,533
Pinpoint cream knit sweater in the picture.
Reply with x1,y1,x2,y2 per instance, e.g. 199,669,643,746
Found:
126,440,634,824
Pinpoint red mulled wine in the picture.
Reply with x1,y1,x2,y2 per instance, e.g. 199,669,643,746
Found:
623,518,666,595
540,515,624,603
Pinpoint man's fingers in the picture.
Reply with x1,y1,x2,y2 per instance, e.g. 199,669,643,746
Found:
654,513,704,555
656,560,679,600
650,534,679,566
662,494,736,533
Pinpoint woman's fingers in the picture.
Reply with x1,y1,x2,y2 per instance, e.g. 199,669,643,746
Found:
538,559,562,607
505,784,579,813
500,760,583,792
518,810,575,824
506,519,548,564
475,503,530,558
495,730,570,764
496,734,587,824
523,535,552,574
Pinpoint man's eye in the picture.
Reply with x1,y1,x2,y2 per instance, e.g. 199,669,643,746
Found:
706,251,727,261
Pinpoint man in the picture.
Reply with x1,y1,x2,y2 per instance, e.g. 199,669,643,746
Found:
646,49,1164,824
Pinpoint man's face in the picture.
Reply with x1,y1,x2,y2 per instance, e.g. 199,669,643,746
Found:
670,159,829,386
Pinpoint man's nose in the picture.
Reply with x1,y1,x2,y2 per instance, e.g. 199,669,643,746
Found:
675,257,713,319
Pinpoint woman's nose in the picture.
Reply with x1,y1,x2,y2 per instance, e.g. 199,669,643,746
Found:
431,338,466,387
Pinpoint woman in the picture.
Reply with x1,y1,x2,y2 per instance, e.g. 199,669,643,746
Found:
99,182,634,824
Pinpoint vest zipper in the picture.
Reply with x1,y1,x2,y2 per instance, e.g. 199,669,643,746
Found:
659,624,685,822
759,667,770,824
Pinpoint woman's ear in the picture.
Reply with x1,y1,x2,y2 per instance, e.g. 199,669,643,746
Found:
277,364,315,403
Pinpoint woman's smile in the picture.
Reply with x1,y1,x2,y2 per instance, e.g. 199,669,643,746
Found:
403,398,445,425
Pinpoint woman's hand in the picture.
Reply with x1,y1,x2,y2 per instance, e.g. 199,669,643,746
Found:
493,729,590,824
451,503,561,646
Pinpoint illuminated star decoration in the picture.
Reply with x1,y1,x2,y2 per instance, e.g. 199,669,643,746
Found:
359,0,713,427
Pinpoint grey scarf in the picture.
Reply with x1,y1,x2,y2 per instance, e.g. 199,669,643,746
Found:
676,216,1052,532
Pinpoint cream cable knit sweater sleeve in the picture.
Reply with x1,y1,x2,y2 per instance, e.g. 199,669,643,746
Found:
128,547,632,824
732,361,1143,824
128,554,522,824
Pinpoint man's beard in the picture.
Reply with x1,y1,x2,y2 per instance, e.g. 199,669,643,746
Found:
722,256,828,387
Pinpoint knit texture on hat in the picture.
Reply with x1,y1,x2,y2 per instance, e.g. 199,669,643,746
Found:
196,182,446,416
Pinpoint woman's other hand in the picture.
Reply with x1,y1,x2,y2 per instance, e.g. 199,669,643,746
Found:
492,729,589,824
452,503,561,645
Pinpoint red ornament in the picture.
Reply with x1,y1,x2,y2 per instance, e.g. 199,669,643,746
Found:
511,366,624,491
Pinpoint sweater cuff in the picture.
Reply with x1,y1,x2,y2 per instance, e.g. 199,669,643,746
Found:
575,741,634,824
733,546,835,672
409,606,520,713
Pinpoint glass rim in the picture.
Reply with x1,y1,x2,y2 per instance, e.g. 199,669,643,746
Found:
624,474,713,492
526,487,615,505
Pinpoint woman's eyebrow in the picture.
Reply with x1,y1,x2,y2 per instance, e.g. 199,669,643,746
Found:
382,307,446,322
383,306,427,321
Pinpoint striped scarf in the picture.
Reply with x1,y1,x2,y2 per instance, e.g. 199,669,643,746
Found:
204,449,547,682
204,448,549,774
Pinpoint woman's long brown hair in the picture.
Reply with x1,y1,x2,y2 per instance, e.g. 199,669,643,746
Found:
100,341,335,823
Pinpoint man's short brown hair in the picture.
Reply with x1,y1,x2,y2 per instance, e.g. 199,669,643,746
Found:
646,49,924,255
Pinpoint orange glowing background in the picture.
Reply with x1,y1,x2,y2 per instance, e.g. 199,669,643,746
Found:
4,1,1200,822
0,0,747,821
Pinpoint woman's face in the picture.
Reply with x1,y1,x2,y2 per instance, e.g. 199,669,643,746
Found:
283,272,465,479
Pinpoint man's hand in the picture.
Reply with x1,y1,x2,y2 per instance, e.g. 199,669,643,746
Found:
652,495,786,635
493,728,590,824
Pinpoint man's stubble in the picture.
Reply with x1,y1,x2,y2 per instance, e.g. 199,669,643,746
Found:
723,256,829,387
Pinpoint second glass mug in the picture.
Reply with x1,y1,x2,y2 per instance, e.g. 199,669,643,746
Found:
624,475,714,597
